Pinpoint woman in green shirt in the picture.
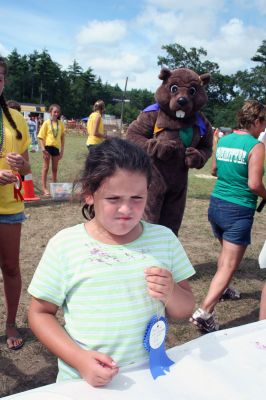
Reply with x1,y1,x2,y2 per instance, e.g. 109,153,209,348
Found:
190,100,266,333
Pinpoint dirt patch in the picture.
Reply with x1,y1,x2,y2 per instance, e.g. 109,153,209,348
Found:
0,198,265,397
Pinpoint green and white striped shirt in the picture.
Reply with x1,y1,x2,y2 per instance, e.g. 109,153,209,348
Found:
28,221,195,381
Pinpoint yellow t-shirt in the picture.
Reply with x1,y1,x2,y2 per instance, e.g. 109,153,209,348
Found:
86,111,104,145
38,119,65,149
0,108,30,214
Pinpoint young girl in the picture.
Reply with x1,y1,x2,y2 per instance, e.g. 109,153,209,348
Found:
86,100,107,150
0,56,31,350
37,104,65,196
28,138,195,387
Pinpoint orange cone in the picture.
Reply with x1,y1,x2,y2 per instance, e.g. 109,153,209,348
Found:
22,173,40,201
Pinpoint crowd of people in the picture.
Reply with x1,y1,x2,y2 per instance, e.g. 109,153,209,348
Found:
0,54,266,388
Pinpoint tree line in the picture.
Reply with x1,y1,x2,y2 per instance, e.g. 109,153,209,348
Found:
2,40,265,127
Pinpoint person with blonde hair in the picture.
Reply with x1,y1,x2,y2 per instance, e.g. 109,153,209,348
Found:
191,100,266,333
38,104,65,196
86,100,107,150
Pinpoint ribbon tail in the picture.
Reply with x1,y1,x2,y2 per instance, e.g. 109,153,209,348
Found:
149,346,175,379
160,351,175,372
13,174,24,202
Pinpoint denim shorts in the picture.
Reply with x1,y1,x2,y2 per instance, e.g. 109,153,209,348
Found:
0,212,26,224
208,196,255,245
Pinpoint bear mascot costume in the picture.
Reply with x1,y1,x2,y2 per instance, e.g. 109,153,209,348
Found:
126,67,213,235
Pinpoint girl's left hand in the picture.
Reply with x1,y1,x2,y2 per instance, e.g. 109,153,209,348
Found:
145,267,174,303
6,152,25,171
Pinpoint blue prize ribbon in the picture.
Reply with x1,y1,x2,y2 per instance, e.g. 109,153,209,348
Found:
143,315,175,379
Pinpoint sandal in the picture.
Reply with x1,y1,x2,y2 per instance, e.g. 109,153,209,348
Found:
6,323,24,351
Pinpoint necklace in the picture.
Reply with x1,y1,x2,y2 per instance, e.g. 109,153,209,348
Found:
0,110,5,158
50,119,59,138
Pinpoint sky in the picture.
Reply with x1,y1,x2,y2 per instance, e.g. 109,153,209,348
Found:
0,0,265,92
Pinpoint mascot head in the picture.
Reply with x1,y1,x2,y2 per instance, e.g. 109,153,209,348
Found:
155,67,210,120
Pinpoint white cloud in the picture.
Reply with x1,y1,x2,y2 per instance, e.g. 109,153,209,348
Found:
206,18,265,74
76,20,127,45
0,43,9,56
1,1,265,91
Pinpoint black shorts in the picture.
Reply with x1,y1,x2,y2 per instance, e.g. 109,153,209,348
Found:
45,146,60,157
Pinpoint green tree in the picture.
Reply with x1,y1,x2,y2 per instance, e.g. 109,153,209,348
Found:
158,44,219,74
251,40,266,66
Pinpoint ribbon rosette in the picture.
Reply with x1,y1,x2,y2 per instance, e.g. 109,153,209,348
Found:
143,315,174,379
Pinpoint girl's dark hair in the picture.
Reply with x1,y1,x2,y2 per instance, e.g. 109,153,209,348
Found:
0,56,22,139
237,100,266,129
78,138,152,220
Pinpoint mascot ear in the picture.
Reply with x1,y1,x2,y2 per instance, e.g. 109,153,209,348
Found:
158,67,171,81
199,73,211,86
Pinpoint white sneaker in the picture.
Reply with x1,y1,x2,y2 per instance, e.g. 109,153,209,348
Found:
190,308,219,333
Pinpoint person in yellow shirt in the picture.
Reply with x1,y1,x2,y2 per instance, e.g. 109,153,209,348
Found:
86,100,107,150
38,104,65,196
0,56,31,350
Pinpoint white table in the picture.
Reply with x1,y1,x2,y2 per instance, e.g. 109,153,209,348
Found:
5,320,266,399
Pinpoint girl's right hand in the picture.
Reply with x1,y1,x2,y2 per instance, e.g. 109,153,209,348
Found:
77,349,119,387
42,150,49,161
0,170,18,185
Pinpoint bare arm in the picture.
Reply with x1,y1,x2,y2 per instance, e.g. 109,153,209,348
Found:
145,267,195,319
259,283,266,320
28,298,118,386
38,138,49,160
60,135,65,159
248,143,266,199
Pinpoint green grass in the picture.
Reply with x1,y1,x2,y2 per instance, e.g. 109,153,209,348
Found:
29,132,265,199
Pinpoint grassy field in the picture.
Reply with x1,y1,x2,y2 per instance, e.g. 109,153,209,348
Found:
0,130,265,397
29,130,219,197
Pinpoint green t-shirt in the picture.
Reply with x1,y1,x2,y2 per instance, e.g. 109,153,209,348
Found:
212,132,260,209
28,221,195,381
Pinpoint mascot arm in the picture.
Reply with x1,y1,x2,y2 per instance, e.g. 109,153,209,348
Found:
185,121,213,169
127,111,177,160
126,111,156,146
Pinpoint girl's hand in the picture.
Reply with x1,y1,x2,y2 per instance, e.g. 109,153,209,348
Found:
145,267,174,304
6,152,25,171
42,150,49,161
0,170,18,185
78,349,119,387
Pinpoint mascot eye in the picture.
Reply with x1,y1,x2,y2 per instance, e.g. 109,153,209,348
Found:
188,87,197,96
170,85,178,93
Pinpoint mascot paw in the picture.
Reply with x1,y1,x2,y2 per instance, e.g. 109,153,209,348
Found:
185,147,203,168
146,139,177,161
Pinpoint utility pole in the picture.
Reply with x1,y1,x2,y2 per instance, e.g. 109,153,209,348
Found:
120,77,128,135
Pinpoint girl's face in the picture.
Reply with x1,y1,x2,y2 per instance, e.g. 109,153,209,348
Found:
50,107,60,120
85,168,148,244
0,67,5,96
